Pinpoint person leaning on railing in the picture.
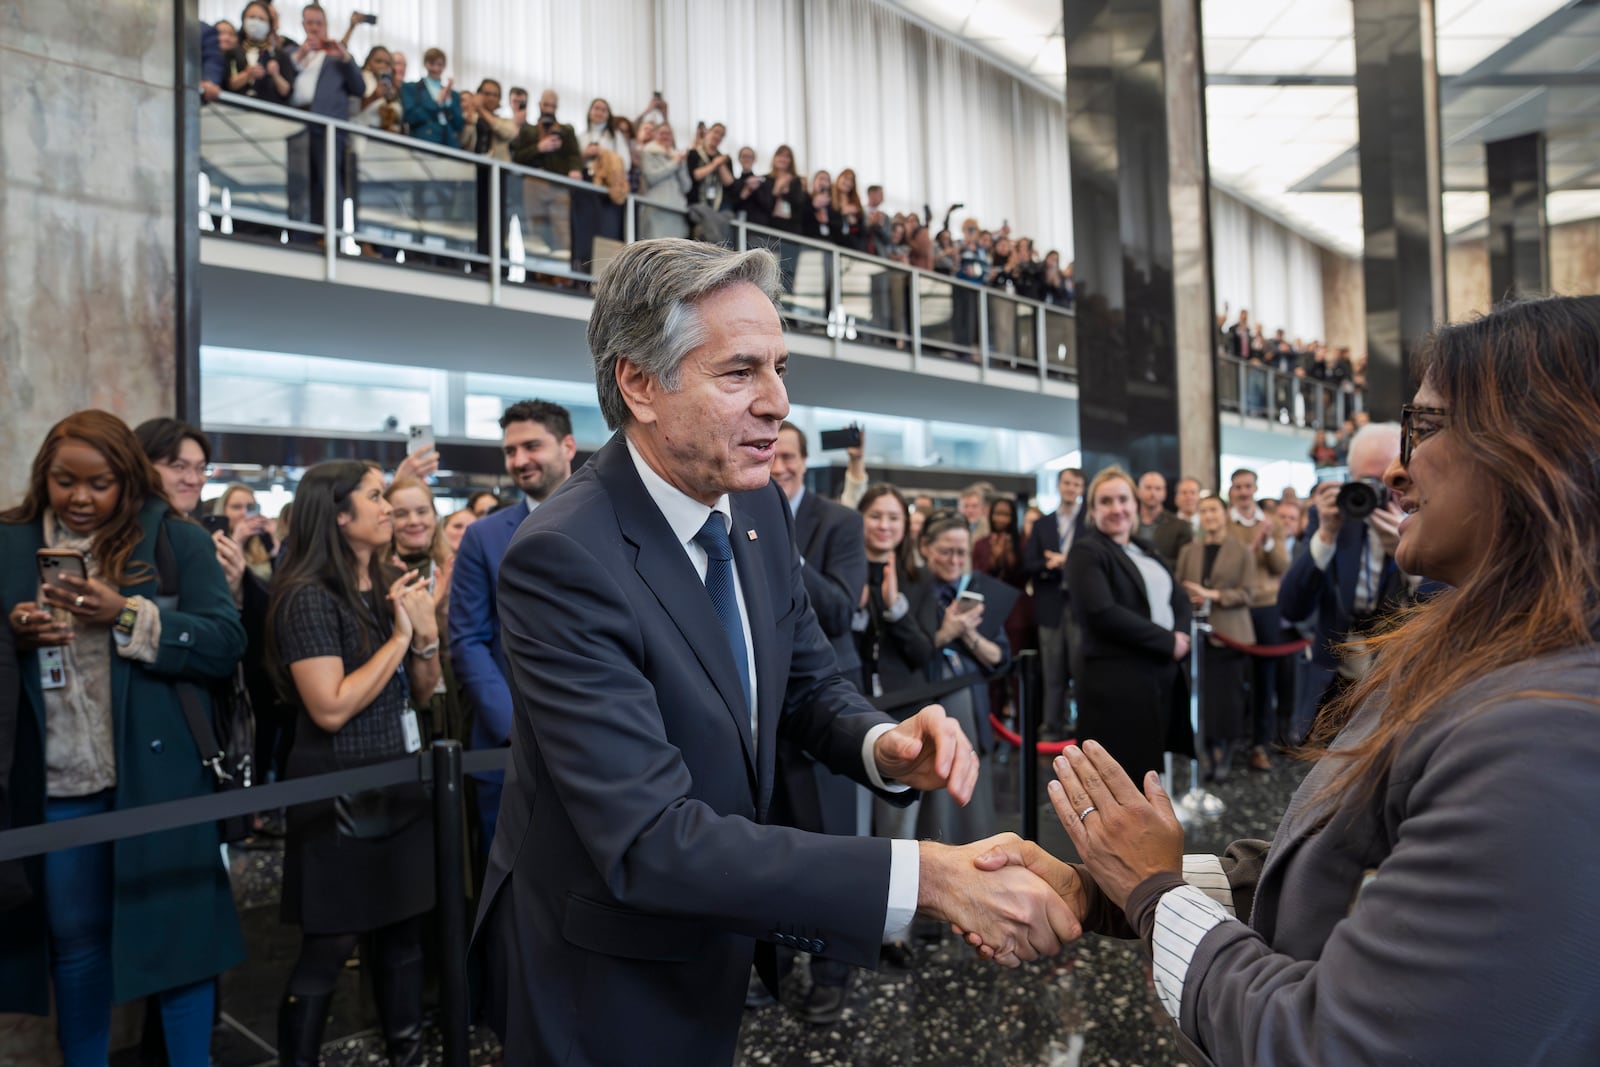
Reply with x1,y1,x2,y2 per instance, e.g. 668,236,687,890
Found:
265,460,440,1067
227,1,295,103
0,410,246,1067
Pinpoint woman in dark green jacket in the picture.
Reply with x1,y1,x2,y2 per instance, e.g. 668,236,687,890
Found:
0,410,246,1067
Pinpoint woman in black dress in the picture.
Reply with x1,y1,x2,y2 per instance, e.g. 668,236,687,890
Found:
1066,468,1194,781
267,461,441,1067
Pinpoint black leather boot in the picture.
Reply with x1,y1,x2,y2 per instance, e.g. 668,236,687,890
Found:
373,952,427,1067
277,992,332,1067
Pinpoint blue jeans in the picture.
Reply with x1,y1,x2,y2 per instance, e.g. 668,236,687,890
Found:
45,792,215,1067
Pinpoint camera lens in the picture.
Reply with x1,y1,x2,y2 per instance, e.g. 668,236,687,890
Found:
1336,480,1382,520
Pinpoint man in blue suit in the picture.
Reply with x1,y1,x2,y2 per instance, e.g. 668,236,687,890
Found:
1278,422,1416,739
448,400,575,852
474,239,1077,1065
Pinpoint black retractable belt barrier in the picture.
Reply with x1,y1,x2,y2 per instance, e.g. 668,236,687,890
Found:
0,748,511,863
867,661,1014,715
1014,650,1041,842
431,741,471,1067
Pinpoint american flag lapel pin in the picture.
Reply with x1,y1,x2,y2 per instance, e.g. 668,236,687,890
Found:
747,529,759,541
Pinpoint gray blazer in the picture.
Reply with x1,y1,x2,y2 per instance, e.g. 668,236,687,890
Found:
1163,645,1600,1065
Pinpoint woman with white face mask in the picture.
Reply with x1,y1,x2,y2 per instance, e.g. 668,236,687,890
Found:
225,1,294,103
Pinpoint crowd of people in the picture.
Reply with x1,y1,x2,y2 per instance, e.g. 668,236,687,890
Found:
200,4,1075,304
1216,305,1366,424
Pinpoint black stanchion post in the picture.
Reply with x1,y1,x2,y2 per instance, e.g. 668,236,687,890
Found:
431,740,470,1067
1017,650,1040,842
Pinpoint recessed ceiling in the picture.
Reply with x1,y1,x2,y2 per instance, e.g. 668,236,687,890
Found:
879,0,1599,254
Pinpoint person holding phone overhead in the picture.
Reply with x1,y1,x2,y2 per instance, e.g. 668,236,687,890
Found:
0,410,246,1067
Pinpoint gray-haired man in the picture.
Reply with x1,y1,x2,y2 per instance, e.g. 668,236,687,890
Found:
473,239,1077,1064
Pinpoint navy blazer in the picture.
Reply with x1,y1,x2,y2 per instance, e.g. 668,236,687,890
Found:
1022,504,1088,627
1277,509,1407,670
473,435,905,1064
299,50,362,119
791,488,866,675
447,499,529,752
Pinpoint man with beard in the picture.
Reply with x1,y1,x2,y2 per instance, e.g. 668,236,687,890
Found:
449,400,577,852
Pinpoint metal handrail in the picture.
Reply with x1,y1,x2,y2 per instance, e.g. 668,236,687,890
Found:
1215,352,1355,428
200,92,1078,383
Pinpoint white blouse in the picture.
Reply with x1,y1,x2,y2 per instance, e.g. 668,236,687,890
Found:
1123,542,1175,631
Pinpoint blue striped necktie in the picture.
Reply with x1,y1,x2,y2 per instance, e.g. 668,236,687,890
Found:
693,513,753,716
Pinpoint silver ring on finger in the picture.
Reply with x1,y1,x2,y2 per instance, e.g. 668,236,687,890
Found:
1077,805,1097,822
74,595,86,609
18,612,30,627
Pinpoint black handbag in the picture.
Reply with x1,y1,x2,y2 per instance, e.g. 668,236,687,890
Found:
156,521,257,843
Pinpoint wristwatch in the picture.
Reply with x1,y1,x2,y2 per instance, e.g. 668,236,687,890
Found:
113,600,139,647
410,640,440,660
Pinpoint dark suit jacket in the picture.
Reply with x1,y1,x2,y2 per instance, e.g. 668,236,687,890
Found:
473,436,905,1064
1022,504,1088,627
1276,509,1408,670
859,569,935,706
773,489,869,839
0,612,25,912
298,50,362,119
200,23,223,87
448,500,530,752
1067,529,1193,776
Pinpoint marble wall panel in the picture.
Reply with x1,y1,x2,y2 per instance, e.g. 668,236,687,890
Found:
1446,238,1491,323
1551,218,1600,298
1319,247,1367,362
0,0,177,506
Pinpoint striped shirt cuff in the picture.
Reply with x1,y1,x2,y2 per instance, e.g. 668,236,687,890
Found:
1182,853,1236,916
1151,884,1233,1022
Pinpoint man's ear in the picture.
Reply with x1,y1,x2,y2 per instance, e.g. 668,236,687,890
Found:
615,358,658,427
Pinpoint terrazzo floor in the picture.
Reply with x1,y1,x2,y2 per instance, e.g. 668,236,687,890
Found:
113,747,1308,1067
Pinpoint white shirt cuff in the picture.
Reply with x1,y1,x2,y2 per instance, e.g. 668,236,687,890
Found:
883,838,919,941
1150,884,1233,1024
1308,532,1337,571
862,723,910,793
1182,854,1236,916
881,592,910,622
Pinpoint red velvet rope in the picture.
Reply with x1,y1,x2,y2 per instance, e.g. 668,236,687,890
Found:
989,715,1077,755
1205,631,1312,658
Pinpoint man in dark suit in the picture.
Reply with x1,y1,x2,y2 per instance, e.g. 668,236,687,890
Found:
448,400,575,852
1278,423,1415,740
1135,470,1194,570
474,239,1076,1064
766,421,869,1023
283,4,363,236
1021,467,1086,739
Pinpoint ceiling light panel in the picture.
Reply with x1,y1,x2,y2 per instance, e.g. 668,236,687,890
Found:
1228,37,1341,75
1201,0,1296,38
963,0,1060,39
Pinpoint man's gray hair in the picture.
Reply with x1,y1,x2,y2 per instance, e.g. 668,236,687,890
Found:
1349,421,1402,472
588,238,783,430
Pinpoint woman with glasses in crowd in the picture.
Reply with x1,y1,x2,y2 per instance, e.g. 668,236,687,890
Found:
0,411,246,1067
969,294,1600,1065
1065,467,1193,782
267,460,440,1067
1174,494,1257,782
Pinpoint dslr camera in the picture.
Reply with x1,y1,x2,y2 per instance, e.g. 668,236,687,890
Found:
1336,477,1389,520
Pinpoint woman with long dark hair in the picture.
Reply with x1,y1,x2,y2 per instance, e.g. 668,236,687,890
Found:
0,411,245,1067
972,495,1032,718
267,460,440,1067
974,296,1600,1062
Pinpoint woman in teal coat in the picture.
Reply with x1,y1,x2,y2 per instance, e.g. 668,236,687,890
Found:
0,410,246,1067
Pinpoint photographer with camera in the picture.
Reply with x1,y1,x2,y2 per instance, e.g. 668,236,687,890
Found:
1278,422,1421,740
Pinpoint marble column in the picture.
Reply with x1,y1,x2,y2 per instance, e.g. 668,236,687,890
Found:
1063,0,1217,486
0,0,184,505
1486,132,1549,303
1353,0,1446,421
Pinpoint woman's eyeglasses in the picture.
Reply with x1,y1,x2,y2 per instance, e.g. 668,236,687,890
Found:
1400,404,1449,465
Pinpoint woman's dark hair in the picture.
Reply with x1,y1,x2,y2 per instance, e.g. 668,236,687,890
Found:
588,97,615,135
467,490,498,513
133,417,211,466
987,496,1017,534
1,410,167,586
266,460,396,701
361,46,392,72
919,510,970,548
1311,295,1600,801
857,483,919,586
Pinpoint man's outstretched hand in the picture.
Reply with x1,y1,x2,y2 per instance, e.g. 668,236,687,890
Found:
917,834,1083,968
873,704,979,804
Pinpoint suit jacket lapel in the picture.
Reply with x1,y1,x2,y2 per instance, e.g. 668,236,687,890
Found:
728,496,782,813
595,439,756,779
793,491,821,561
1105,537,1150,614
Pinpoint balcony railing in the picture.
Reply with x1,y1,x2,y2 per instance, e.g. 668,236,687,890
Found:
199,92,1077,387
1215,353,1359,431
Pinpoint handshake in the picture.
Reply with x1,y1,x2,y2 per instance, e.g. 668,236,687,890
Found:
912,740,1187,967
